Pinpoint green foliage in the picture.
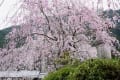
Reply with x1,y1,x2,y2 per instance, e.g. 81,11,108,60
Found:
44,59,120,80
54,51,72,65
43,66,75,80
71,59,120,80
0,26,25,48
0,27,12,48
53,50,81,70
103,9,120,41
111,29,120,41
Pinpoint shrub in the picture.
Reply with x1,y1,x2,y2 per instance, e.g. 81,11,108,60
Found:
43,66,74,80
53,50,81,70
54,50,72,65
43,59,120,80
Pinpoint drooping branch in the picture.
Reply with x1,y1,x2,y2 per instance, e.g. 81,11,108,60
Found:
31,33,58,41
39,4,51,30
8,32,58,43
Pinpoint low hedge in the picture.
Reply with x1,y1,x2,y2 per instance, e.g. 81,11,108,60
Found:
43,59,120,80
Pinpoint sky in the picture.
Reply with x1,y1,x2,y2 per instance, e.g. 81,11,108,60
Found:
0,0,20,30
0,0,119,30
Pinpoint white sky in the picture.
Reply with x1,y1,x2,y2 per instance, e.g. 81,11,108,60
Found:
0,0,20,30
0,0,119,30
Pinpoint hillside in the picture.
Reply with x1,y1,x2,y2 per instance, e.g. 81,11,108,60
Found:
0,27,12,48
103,9,120,40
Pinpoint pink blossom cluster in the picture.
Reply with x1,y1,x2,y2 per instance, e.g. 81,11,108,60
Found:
0,0,119,71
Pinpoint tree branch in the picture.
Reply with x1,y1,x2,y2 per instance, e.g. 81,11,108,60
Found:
31,33,57,41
